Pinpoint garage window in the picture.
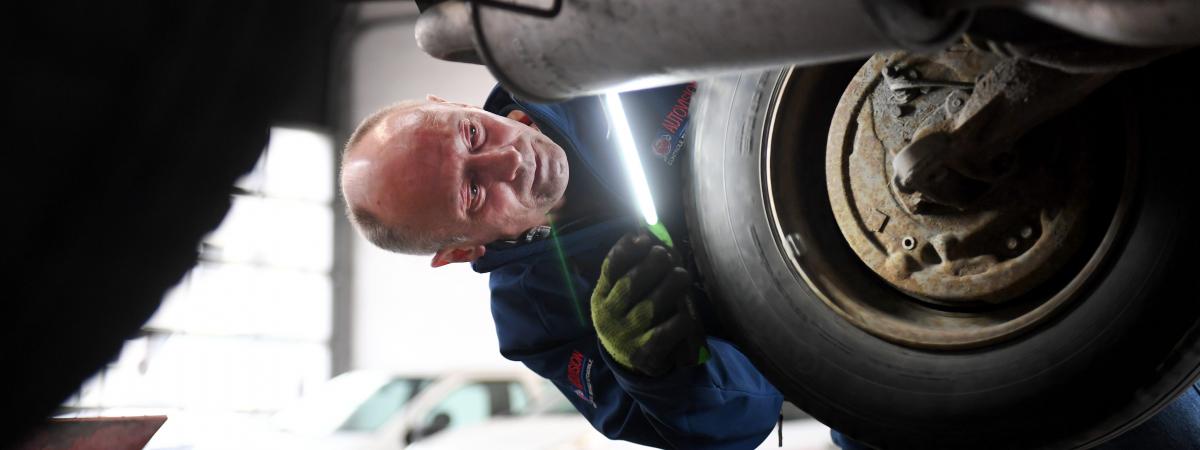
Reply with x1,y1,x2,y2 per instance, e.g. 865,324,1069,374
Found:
63,127,335,415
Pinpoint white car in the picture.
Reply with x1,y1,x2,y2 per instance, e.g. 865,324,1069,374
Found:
407,391,836,450
139,369,548,450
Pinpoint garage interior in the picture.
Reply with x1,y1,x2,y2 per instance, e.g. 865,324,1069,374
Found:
6,1,1199,449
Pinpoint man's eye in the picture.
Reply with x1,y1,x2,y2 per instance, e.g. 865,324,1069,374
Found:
468,124,478,144
469,182,479,200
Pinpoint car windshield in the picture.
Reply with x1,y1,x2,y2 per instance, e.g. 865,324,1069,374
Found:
338,378,432,432
272,373,432,435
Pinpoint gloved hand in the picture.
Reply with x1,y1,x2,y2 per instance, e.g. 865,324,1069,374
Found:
591,230,707,377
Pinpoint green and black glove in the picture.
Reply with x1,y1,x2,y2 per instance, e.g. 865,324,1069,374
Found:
591,230,708,377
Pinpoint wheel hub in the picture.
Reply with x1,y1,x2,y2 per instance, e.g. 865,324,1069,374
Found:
826,49,1095,305
762,48,1134,349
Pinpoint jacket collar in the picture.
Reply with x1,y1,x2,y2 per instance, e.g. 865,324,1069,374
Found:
471,216,636,273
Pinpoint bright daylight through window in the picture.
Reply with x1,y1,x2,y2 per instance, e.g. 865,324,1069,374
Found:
60,127,335,430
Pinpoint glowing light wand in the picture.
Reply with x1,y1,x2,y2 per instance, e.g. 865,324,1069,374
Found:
604,92,674,248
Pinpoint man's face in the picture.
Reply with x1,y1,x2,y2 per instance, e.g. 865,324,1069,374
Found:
342,99,569,263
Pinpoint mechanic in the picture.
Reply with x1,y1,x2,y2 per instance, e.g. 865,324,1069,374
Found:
339,84,1200,449
340,83,783,448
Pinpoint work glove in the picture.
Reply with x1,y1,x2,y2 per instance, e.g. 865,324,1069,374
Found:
591,230,708,377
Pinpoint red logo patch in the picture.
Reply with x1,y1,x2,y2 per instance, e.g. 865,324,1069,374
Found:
660,82,697,134
566,350,596,407
652,135,672,157
567,350,584,391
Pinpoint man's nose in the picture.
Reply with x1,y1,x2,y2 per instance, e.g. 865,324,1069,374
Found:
473,146,523,183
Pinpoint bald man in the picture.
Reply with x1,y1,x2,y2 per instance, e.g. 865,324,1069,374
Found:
340,84,785,449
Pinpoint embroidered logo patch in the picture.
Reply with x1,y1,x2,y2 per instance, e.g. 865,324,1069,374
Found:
659,82,696,136
652,82,696,166
567,350,596,407
652,134,672,158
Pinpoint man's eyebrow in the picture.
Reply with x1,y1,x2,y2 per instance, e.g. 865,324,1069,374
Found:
456,180,465,220
456,168,469,221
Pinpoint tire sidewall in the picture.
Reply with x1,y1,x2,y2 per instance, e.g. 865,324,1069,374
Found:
685,66,1198,449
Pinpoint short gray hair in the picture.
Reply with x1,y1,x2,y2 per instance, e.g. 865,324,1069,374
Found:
343,100,427,155
347,205,461,255
341,100,468,255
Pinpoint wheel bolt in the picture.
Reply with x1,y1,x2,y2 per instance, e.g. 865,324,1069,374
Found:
1020,226,1033,239
1006,237,1019,250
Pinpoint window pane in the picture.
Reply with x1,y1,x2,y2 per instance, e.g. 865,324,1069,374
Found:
422,384,490,433
203,196,333,272
507,383,528,415
237,127,334,203
339,379,426,432
68,335,328,412
149,262,331,341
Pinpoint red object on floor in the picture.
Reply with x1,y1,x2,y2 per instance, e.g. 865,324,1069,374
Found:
14,416,167,450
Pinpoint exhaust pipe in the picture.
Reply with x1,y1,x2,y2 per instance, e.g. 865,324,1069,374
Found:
417,0,969,101
1019,0,1200,48
415,0,1199,102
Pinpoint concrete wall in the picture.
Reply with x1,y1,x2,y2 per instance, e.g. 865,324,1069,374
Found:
346,6,520,372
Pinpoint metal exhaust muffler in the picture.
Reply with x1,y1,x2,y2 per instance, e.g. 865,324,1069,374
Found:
417,0,969,101
415,0,1200,102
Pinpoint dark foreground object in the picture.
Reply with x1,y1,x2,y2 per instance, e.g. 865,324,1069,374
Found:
4,2,337,446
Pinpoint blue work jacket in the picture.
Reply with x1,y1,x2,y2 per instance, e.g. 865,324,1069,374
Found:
471,84,783,449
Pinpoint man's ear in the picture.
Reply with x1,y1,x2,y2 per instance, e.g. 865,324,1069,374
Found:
430,244,487,268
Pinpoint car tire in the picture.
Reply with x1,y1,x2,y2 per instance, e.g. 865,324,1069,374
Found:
684,51,1200,449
